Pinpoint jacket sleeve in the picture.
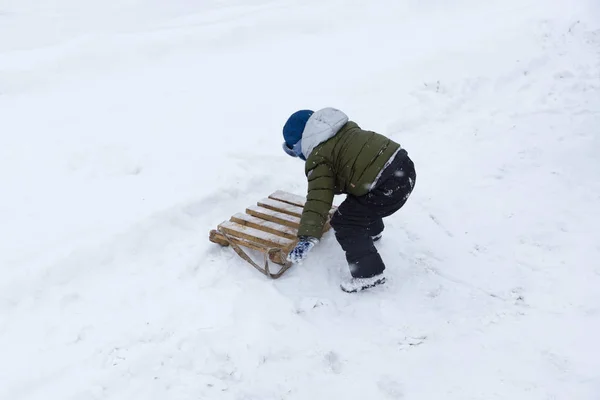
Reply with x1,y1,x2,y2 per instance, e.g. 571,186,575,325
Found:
297,162,335,239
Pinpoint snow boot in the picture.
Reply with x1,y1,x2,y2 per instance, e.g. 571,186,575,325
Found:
340,274,386,293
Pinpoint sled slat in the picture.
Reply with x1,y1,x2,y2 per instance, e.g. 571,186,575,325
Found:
209,229,231,247
246,206,301,229
210,229,269,250
268,190,307,208
257,198,304,218
218,221,295,249
209,230,287,265
268,191,338,216
230,213,297,240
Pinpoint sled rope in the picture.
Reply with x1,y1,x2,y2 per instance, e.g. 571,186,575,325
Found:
217,226,293,279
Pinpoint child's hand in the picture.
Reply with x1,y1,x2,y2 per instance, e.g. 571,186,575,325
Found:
287,236,319,263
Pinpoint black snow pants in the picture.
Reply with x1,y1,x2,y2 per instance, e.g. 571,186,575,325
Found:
330,149,416,279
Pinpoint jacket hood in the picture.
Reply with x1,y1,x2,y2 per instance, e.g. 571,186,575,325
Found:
301,107,349,158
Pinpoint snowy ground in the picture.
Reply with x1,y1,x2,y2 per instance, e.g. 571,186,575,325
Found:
1,0,600,399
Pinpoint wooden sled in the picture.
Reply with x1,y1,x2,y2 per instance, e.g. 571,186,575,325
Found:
209,190,336,279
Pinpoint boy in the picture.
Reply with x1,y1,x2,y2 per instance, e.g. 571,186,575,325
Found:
282,107,416,293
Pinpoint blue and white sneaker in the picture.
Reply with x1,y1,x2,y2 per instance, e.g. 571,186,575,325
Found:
340,274,386,293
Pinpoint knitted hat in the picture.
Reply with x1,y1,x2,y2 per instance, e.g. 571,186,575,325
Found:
283,109,314,147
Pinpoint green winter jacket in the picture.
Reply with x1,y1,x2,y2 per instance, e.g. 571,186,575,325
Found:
297,108,401,239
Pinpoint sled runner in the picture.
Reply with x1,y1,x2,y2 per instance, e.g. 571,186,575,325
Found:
209,190,336,279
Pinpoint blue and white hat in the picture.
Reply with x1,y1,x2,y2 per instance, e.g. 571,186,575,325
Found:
282,109,313,160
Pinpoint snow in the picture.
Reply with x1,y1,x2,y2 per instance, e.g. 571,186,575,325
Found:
1,0,600,398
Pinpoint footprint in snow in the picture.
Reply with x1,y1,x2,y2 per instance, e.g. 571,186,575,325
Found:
324,351,342,374
398,335,428,350
511,287,526,304
377,376,404,399
427,285,444,298
295,297,329,314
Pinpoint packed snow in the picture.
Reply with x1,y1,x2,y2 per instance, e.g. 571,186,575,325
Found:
1,0,599,399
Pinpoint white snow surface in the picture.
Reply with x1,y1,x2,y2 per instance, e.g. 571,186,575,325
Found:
1,0,600,399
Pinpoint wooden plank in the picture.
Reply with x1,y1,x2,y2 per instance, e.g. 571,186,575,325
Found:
209,229,230,247
218,220,295,249
328,202,338,215
246,206,301,229
210,229,271,250
268,190,307,208
257,198,304,218
230,213,297,240
268,190,338,216
209,230,287,265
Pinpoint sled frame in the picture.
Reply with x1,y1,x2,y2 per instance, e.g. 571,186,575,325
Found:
209,190,335,279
